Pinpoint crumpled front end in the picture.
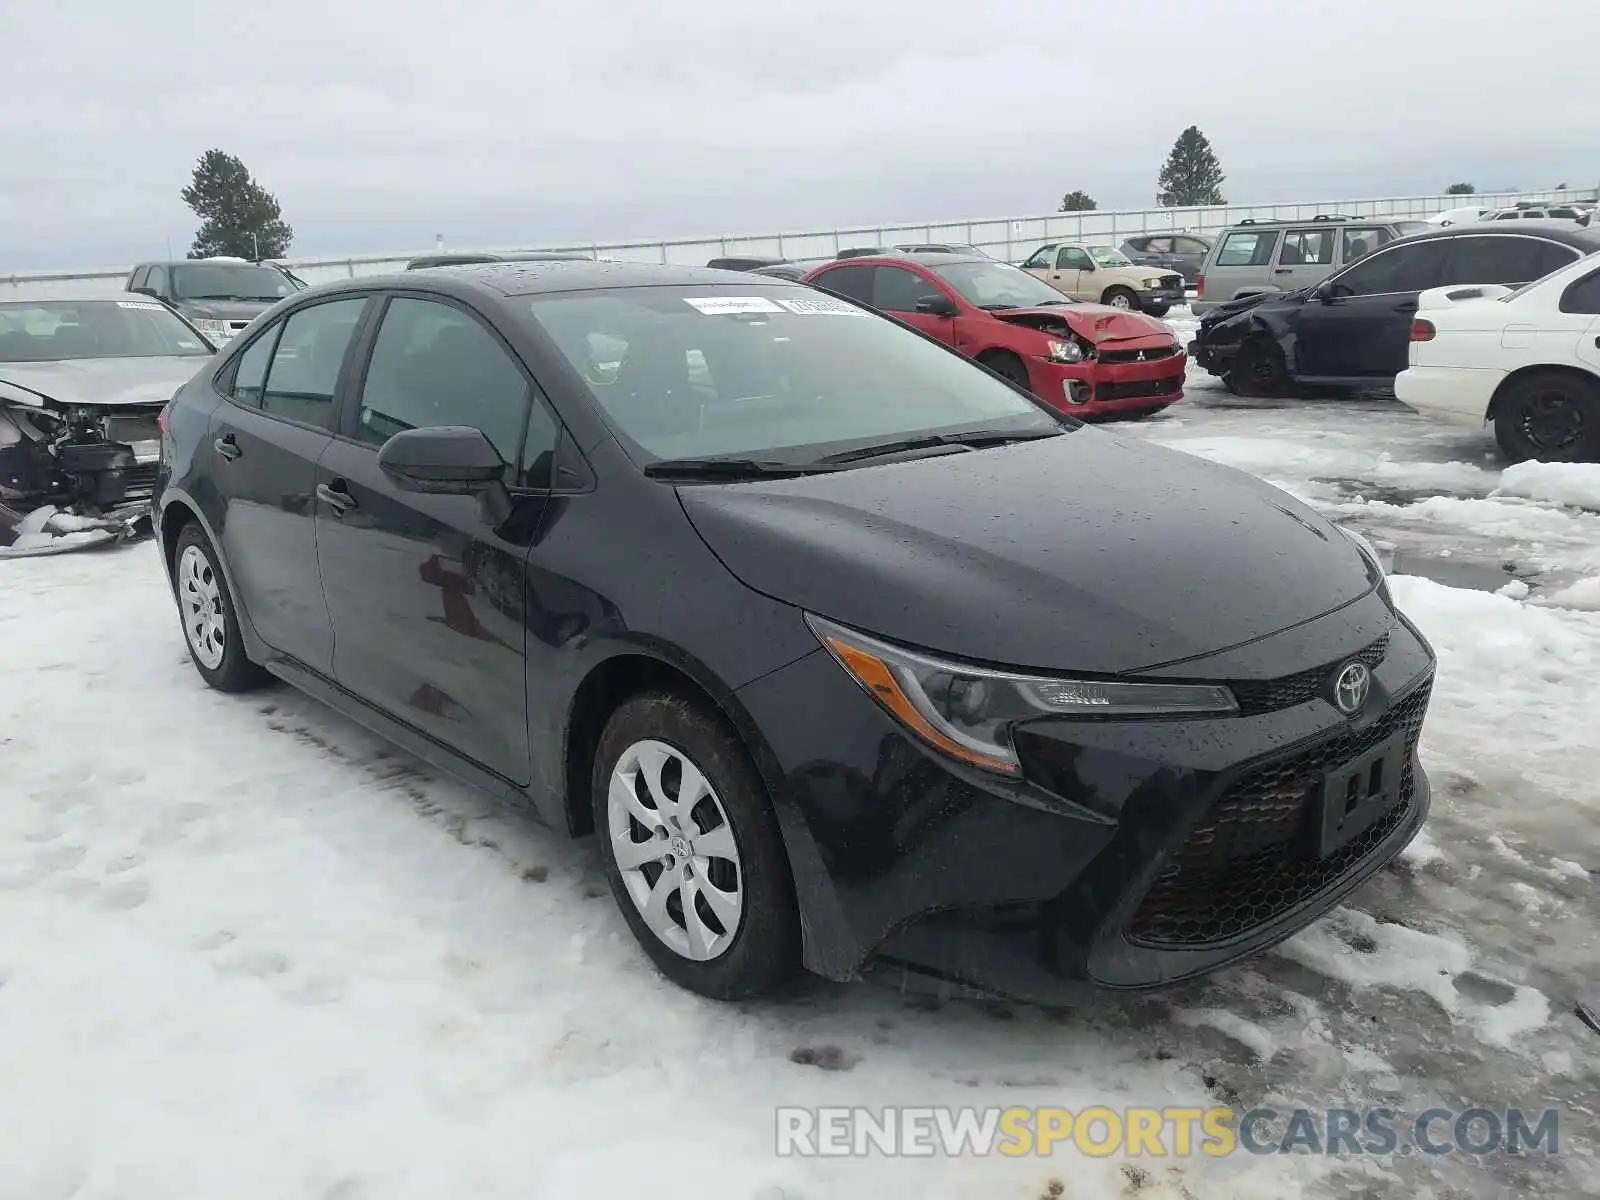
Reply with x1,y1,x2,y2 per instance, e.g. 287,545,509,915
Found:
0,397,162,557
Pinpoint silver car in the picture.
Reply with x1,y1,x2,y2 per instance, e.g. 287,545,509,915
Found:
1192,216,1432,315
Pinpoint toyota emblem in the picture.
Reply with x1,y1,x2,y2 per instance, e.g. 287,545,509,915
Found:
1332,662,1372,716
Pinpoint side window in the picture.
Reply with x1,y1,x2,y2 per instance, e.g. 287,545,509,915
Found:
259,298,367,428
229,324,283,408
872,266,943,312
355,298,529,460
1560,269,1600,314
147,265,169,297
1447,237,1577,288
128,267,148,291
813,265,874,303
1023,246,1056,269
1331,241,1449,296
518,398,562,488
1280,229,1335,266
1059,247,1094,271
1339,228,1388,262
1174,237,1210,255
1215,230,1279,267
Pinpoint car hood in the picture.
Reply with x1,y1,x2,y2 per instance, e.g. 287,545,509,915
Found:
993,304,1173,344
177,299,276,321
0,356,210,410
678,432,1376,675
1201,289,1307,327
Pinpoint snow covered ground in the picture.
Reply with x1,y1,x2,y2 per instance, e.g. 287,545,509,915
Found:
1,321,1597,1198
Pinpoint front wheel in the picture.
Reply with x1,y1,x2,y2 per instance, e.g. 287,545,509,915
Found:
977,350,1033,395
1102,287,1138,311
593,691,800,1000
1227,337,1291,398
1143,303,1172,318
1493,372,1600,462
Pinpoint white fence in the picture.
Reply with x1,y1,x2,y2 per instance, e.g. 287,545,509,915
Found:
5,188,1595,298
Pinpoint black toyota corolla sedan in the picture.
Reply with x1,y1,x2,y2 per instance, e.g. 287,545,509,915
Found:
153,261,1435,1003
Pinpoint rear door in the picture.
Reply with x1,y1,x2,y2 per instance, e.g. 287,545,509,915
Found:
1047,246,1093,299
315,293,551,784
1020,245,1057,284
207,295,371,673
1293,239,1451,378
1563,267,1600,374
1270,226,1336,293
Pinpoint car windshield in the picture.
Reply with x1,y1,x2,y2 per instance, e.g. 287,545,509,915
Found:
171,263,297,302
0,299,213,361
526,285,1064,464
1089,246,1133,267
930,261,1073,309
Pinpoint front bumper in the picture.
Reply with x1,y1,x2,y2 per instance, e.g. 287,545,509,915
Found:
1030,350,1187,417
1394,365,1501,427
736,597,1434,1001
1137,286,1187,310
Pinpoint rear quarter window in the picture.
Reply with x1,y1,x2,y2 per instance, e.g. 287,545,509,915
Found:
1215,230,1280,267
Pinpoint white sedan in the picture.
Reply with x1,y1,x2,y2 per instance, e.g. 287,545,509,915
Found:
1396,252,1600,461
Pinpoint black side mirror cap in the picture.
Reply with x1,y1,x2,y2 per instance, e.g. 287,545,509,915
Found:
378,426,506,495
915,296,959,316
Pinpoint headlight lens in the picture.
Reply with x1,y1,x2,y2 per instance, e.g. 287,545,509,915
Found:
1142,278,1164,290
806,615,1238,776
1046,338,1083,363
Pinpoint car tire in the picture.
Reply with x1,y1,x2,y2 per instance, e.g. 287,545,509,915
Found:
977,350,1033,395
593,690,800,1000
1228,337,1291,398
1102,286,1139,311
1493,371,1600,463
1143,303,1172,318
172,522,271,693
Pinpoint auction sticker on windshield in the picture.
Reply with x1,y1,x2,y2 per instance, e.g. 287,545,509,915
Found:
774,295,868,316
682,296,785,315
117,301,166,311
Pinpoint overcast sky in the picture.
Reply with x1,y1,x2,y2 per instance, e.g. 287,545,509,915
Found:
2,0,1596,270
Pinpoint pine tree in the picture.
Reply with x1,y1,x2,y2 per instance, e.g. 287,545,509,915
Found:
180,150,294,260
1157,127,1225,207
1445,182,1476,195
1058,190,1097,212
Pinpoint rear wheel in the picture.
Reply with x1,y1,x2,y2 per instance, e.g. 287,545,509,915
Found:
1102,286,1139,311
593,691,800,1000
172,522,270,693
978,350,1033,395
1228,337,1290,398
1493,371,1600,462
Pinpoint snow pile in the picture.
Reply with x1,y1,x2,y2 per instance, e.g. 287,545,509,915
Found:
1493,460,1600,511
1540,575,1600,611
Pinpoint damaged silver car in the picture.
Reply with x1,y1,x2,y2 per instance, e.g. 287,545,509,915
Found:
1,295,215,557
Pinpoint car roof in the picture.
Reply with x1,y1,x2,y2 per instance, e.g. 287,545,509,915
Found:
307,260,814,299
813,251,988,269
1385,220,1600,251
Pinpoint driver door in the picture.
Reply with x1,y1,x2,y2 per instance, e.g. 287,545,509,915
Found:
1292,239,1450,378
870,266,959,344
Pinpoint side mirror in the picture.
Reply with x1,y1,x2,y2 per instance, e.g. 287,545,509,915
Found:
378,426,505,495
1320,282,1353,302
915,295,959,317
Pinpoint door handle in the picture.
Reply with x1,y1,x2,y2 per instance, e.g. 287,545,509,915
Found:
213,434,241,461
1272,268,1292,274
316,481,357,515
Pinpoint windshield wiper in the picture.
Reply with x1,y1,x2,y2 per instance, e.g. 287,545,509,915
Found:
978,303,1020,310
642,457,837,480
816,427,1063,466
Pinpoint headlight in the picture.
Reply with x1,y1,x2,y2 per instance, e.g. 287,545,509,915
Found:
806,614,1238,776
191,318,229,337
1046,339,1083,363
1142,278,1164,290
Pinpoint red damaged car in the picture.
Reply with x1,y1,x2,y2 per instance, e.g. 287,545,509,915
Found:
802,252,1186,418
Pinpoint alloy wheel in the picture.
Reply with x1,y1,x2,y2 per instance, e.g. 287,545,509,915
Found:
606,738,744,961
177,544,227,670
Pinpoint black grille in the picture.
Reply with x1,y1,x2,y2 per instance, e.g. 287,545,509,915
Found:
1230,635,1390,716
1126,681,1430,949
1097,374,1182,402
1098,345,1178,365
1161,274,1183,290
122,462,158,500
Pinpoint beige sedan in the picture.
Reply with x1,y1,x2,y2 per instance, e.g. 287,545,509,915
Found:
1019,243,1186,316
